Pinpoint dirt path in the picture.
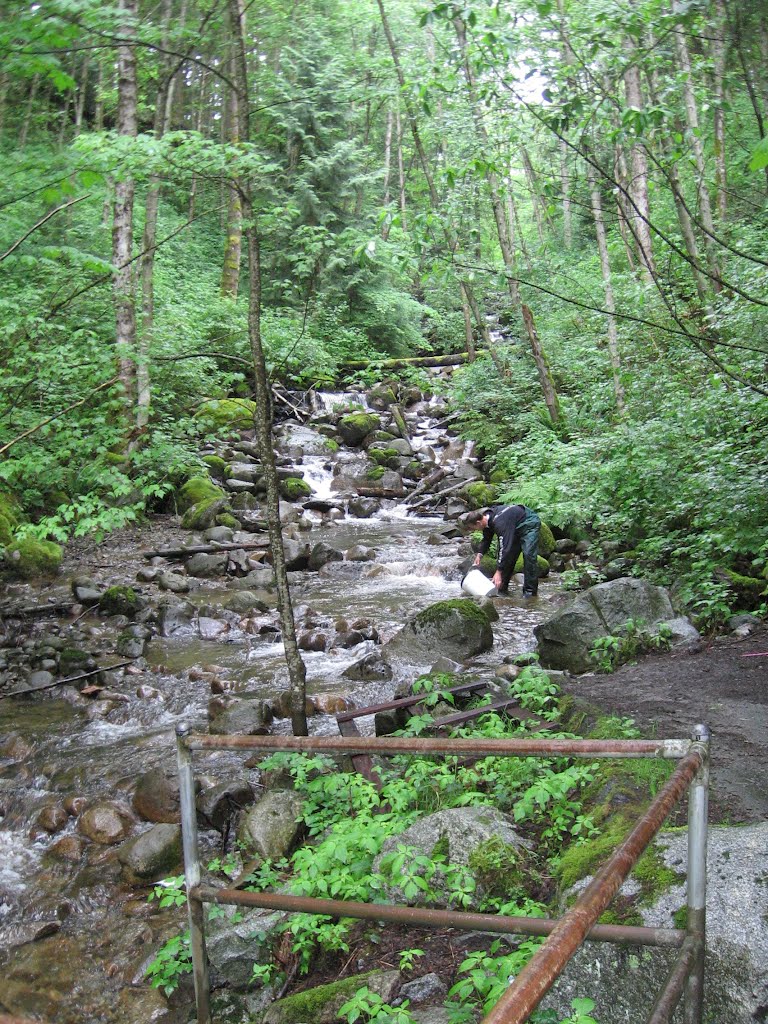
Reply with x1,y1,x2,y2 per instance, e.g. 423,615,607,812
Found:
560,625,768,824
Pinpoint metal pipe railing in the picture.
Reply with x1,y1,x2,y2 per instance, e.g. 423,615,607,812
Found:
175,724,710,1024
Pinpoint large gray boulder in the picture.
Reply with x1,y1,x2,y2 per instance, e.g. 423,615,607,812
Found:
384,598,493,664
534,578,699,673
117,823,182,882
542,823,768,1023
206,906,285,989
237,790,304,862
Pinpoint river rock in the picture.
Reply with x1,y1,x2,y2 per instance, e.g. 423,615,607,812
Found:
342,651,393,681
400,973,447,1005
158,571,190,593
384,598,493,664
348,496,379,517
209,698,271,736
117,823,182,882
48,835,84,862
262,970,401,1024
71,577,104,605
237,790,304,862
338,412,381,446
298,630,327,652
543,822,768,1023
185,551,229,577
226,590,270,615
132,769,180,823
37,804,69,833
308,541,344,570
206,906,285,989
346,544,376,561
198,616,230,640
533,578,699,673
157,598,196,636
78,801,134,844
197,778,255,831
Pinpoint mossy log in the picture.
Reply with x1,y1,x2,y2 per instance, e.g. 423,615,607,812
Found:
338,351,481,373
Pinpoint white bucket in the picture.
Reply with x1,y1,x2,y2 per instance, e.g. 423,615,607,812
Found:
461,569,497,598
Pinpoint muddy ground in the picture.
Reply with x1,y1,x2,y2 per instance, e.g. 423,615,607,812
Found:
561,625,768,824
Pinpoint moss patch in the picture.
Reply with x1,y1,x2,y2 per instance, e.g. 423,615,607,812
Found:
463,482,498,509
538,522,556,557
280,477,312,501
468,836,530,903
0,513,14,546
216,513,240,530
414,598,491,629
368,447,399,467
262,969,380,1024
178,476,225,512
194,398,256,430
182,497,230,531
366,465,386,481
513,554,551,577
4,538,62,579
100,585,140,617
202,455,228,480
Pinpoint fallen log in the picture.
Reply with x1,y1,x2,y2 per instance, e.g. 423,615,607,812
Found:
405,467,446,504
390,403,411,443
1,662,133,700
142,541,269,559
338,351,482,373
355,485,407,499
408,478,467,510
0,602,74,619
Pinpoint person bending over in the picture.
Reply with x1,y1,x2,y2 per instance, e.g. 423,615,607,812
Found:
466,504,541,597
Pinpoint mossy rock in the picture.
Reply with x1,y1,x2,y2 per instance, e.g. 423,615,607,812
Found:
0,491,21,529
202,455,228,480
182,497,230,531
279,477,312,501
194,398,257,431
489,469,507,485
538,521,556,557
720,567,766,601
215,513,240,530
100,585,140,617
324,438,339,453
3,538,62,579
337,412,381,446
178,476,225,512
463,481,498,509
59,646,92,675
262,970,395,1024
366,465,386,481
103,451,130,467
513,553,551,578
468,835,532,903
0,513,13,547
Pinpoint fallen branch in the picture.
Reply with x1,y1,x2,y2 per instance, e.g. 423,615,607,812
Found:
1,662,132,700
0,602,74,619
142,540,268,558
408,478,466,510
405,467,446,503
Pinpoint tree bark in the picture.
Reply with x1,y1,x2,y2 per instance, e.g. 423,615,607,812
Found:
711,0,728,222
19,73,40,150
586,159,625,414
622,42,656,282
113,0,139,416
221,25,243,297
459,281,477,361
227,0,308,736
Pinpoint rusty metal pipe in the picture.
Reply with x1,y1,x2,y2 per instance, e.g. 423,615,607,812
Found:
181,732,690,759
481,747,704,1024
646,937,697,1024
194,885,686,948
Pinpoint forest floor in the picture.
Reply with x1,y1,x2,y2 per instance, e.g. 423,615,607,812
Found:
560,624,768,824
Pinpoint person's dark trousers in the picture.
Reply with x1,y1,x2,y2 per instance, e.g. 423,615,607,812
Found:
498,510,541,595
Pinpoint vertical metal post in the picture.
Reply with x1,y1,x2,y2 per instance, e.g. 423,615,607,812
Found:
176,724,211,1024
684,724,709,1024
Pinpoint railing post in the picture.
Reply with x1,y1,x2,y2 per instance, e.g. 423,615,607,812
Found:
684,724,709,1024
176,723,211,1024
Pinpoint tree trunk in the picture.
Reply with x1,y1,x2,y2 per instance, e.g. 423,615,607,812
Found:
520,306,561,425
711,0,728,221
113,0,139,416
94,59,104,131
0,71,7,138
520,146,546,244
395,106,407,233
19,73,41,149
227,0,308,736
586,159,625,414
672,0,722,291
559,139,572,248
622,47,656,282
220,33,243,297
459,282,477,361
74,57,89,136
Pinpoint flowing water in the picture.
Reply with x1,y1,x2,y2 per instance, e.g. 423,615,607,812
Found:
0,395,554,1023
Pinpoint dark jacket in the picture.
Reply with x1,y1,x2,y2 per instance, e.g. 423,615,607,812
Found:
478,504,526,571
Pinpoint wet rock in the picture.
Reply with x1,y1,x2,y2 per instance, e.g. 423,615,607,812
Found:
63,794,88,816
71,577,104,605
117,624,152,658
186,551,229,577
429,656,464,675
347,496,378,518
311,692,353,715
308,541,344,570
78,801,134,844
157,598,196,637
118,823,182,882
197,778,255,831
385,598,493,663
157,571,190,593
334,629,365,648
133,769,180,823
238,790,304,862
198,616,231,640
346,544,376,561
230,567,275,590
48,835,85,862
226,591,270,615
342,651,393,682
338,412,381,446
298,631,327,652
209,698,271,736
37,804,68,833
1,732,33,760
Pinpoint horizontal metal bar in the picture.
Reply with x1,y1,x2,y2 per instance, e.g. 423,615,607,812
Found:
647,936,697,1024
193,886,686,949
181,733,691,759
482,746,704,1024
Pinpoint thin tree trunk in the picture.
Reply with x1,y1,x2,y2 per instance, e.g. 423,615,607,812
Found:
19,74,41,149
622,47,656,282
113,0,139,418
672,0,722,291
733,10,768,193
559,139,572,248
0,71,7,138
587,159,625,414
94,60,104,131
520,146,546,244
221,36,243,297
227,0,308,736
381,106,393,238
459,282,477,361
188,67,208,220
395,106,407,232
74,57,89,136
711,0,728,221
613,141,638,272
57,93,71,147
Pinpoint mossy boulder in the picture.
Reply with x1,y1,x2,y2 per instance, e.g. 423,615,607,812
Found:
201,455,228,480
279,476,312,501
337,412,381,446
463,481,498,509
0,513,13,546
3,538,62,579
216,512,240,530
385,597,493,663
538,521,556,557
194,398,256,431
719,567,766,606
513,553,551,578
366,464,386,481
178,476,225,512
368,446,400,468
182,497,231,531
0,491,21,530
262,971,400,1024
100,585,140,617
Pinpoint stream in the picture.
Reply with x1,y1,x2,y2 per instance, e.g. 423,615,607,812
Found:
0,390,556,1024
